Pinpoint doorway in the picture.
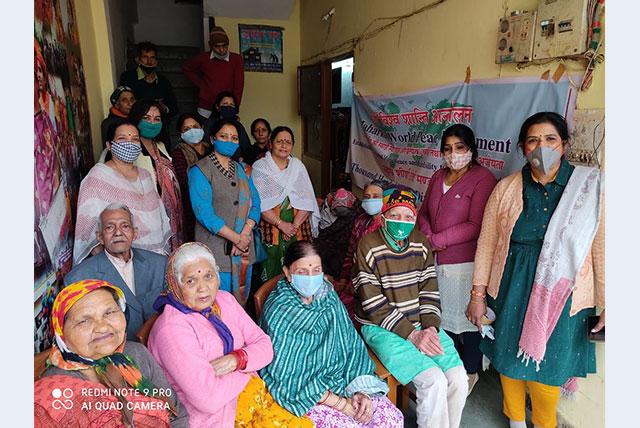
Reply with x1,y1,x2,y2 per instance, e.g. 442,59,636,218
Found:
297,53,353,197
330,56,354,192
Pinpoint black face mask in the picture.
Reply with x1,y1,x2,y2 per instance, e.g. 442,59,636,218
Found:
139,64,156,74
219,105,237,119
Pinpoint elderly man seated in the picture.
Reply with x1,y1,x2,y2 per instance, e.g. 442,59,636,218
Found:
65,203,167,340
353,188,468,428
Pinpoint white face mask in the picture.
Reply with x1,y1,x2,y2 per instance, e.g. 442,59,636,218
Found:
444,151,473,170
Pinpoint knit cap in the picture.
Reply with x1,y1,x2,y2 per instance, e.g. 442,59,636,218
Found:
382,187,417,215
209,26,229,45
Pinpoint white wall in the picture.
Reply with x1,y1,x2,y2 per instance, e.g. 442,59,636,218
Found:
134,0,203,47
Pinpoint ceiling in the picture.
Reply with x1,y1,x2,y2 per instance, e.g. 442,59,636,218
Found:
203,0,295,20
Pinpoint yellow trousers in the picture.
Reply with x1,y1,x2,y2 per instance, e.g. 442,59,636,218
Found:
235,375,314,428
500,374,561,428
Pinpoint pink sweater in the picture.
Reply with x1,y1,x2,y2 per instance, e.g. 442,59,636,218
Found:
148,291,273,428
417,165,497,264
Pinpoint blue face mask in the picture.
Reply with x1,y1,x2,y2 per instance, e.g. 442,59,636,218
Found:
213,139,239,157
361,198,383,216
290,273,324,298
181,128,204,145
138,120,162,139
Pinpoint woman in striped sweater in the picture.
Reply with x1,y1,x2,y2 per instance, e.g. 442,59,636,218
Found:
259,240,403,427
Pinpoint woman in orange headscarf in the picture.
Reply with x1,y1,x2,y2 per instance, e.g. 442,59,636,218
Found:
34,279,189,427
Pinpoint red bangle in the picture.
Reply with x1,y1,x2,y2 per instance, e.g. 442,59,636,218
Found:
239,349,248,370
230,349,248,371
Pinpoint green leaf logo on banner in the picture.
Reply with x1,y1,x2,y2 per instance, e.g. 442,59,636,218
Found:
372,102,401,133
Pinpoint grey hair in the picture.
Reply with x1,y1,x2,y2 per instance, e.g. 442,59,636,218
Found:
98,203,134,229
173,244,220,285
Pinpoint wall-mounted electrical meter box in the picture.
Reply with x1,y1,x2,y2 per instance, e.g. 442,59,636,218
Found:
495,11,537,63
533,0,590,60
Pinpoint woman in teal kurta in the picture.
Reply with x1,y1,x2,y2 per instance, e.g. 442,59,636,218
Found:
470,112,604,428
479,159,596,384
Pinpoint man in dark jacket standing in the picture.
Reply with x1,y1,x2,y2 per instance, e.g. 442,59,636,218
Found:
119,41,178,119
182,26,245,120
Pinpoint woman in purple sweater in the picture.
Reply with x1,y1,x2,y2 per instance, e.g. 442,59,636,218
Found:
417,124,497,395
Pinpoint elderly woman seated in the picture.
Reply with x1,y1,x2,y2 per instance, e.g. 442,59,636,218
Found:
34,279,188,428
259,240,404,427
148,242,311,427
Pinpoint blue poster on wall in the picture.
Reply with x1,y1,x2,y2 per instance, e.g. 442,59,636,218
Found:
238,24,283,73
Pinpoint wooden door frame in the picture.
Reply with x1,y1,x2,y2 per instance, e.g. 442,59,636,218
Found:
298,52,354,196
323,52,354,194
319,60,332,196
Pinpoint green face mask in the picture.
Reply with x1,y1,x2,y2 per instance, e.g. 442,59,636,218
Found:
383,217,415,240
138,120,162,139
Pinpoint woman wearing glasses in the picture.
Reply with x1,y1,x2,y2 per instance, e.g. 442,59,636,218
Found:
251,126,321,282
467,112,605,428
188,119,261,302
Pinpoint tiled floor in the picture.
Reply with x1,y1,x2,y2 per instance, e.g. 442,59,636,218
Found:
402,368,525,428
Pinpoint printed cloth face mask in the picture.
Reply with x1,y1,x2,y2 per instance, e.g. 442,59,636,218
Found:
444,151,473,170
383,216,415,240
110,141,142,163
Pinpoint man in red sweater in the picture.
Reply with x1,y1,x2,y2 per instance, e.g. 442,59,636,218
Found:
183,26,245,120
